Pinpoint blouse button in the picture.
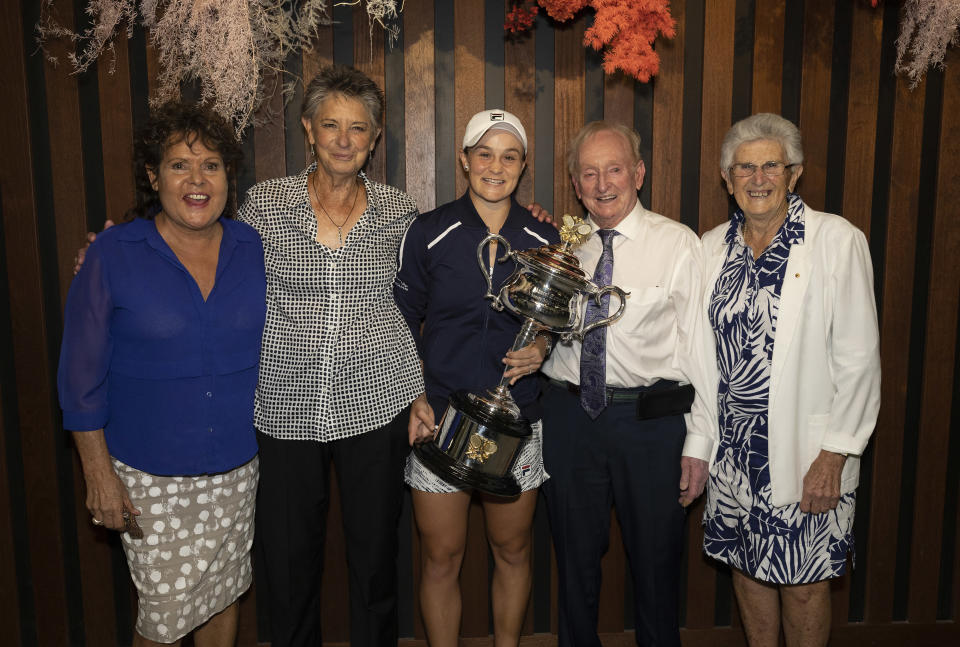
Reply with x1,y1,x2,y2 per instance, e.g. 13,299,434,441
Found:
206,391,213,398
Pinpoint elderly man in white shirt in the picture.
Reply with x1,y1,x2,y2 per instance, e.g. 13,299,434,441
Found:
540,121,714,647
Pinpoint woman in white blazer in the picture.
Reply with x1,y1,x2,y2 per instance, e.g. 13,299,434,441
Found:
700,113,880,647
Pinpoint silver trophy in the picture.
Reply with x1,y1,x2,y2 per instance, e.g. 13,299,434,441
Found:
414,215,629,496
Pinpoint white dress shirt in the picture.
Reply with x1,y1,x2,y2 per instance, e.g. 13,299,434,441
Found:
542,200,716,461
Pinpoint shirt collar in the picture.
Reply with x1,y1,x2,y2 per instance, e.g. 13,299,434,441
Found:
454,192,529,230
586,199,645,241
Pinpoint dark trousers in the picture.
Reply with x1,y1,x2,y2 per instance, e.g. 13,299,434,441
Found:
255,408,410,647
541,382,686,647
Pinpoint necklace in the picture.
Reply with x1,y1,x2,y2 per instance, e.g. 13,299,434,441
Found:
311,172,361,246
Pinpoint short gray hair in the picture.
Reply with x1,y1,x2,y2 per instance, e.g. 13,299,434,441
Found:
567,121,642,177
720,113,803,172
301,64,385,127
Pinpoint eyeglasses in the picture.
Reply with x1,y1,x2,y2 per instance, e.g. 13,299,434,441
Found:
728,161,795,178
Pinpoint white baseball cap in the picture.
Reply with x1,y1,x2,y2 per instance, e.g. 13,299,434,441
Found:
462,109,528,154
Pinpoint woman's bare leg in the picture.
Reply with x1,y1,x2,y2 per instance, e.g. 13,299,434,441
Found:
482,489,538,647
413,489,472,647
732,569,781,647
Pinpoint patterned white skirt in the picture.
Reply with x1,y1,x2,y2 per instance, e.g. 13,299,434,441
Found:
113,456,258,643
405,420,548,493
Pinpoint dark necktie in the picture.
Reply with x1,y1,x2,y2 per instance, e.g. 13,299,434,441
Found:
580,229,618,419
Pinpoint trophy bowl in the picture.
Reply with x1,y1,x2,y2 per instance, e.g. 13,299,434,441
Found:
480,239,628,341
413,391,531,497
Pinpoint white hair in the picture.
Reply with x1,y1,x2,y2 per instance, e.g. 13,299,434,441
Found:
719,113,804,172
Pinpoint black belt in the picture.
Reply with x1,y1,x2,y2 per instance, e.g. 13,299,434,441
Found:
549,378,695,420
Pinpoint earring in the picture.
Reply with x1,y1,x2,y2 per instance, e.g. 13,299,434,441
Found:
463,164,469,171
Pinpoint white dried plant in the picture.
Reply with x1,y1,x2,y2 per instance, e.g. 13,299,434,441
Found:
895,0,960,87
37,0,400,136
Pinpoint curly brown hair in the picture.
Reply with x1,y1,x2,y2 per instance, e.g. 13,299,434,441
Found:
128,101,244,220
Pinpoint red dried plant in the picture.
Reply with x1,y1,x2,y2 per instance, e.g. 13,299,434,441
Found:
505,2,539,33
505,0,676,83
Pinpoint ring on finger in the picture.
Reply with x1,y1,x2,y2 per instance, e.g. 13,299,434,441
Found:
91,517,103,526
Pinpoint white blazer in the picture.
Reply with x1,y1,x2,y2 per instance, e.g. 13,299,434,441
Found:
701,203,881,507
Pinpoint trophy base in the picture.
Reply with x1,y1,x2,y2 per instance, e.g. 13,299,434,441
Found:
414,442,521,497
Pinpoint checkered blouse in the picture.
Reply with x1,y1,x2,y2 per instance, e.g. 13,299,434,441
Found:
238,165,424,441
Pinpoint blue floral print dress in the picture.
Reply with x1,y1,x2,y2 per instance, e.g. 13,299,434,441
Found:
702,194,855,584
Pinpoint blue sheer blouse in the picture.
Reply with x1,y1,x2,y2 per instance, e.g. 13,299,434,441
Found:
58,217,266,476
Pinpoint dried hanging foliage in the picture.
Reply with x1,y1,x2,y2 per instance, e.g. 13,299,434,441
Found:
505,0,675,83
36,1,401,136
894,0,959,87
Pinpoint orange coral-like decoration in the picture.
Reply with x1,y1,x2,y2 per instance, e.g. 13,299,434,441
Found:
522,0,676,82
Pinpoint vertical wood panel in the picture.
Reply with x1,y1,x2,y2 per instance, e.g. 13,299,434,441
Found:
354,5,386,184
504,22,536,209
697,0,735,236
689,1,734,628
797,0,833,211
97,36,135,222
0,2,68,644
404,0,437,213
253,72,287,184
42,4,118,644
302,24,335,164
840,4,883,236
865,76,926,624
0,395,20,642
907,57,959,623
454,0,485,200
750,0,784,114
553,19,585,220
603,74,633,126
651,0,685,220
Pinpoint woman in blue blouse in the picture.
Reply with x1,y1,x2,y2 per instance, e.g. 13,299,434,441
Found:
58,102,266,646
396,109,560,646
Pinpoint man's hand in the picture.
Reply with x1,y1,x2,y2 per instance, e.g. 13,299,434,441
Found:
800,449,846,514
407,394,437,446
678,456,709,507
73,219,115,274
526,203,558,228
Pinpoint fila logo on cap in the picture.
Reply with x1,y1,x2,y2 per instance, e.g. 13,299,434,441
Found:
490,113,504,121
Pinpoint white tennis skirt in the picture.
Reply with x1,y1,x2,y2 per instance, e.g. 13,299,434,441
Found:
405,419,548,493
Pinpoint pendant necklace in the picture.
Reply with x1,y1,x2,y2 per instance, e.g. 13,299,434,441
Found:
311,172,360,246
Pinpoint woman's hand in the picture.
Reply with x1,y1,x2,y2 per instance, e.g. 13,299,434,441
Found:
72,430,140,531
502,335,549,385
800,449,847,514
73,219,115,274
408,394,437,446
83,466,139,531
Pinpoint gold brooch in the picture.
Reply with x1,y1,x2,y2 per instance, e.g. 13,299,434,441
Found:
465,434,498,463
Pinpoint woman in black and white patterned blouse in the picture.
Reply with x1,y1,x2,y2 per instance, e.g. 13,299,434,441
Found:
237,64,423,647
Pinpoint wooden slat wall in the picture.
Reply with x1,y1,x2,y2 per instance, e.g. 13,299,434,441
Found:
1,1,958,645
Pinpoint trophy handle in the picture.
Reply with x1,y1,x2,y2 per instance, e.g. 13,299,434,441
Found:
578,286,630,337
478,233,514,310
